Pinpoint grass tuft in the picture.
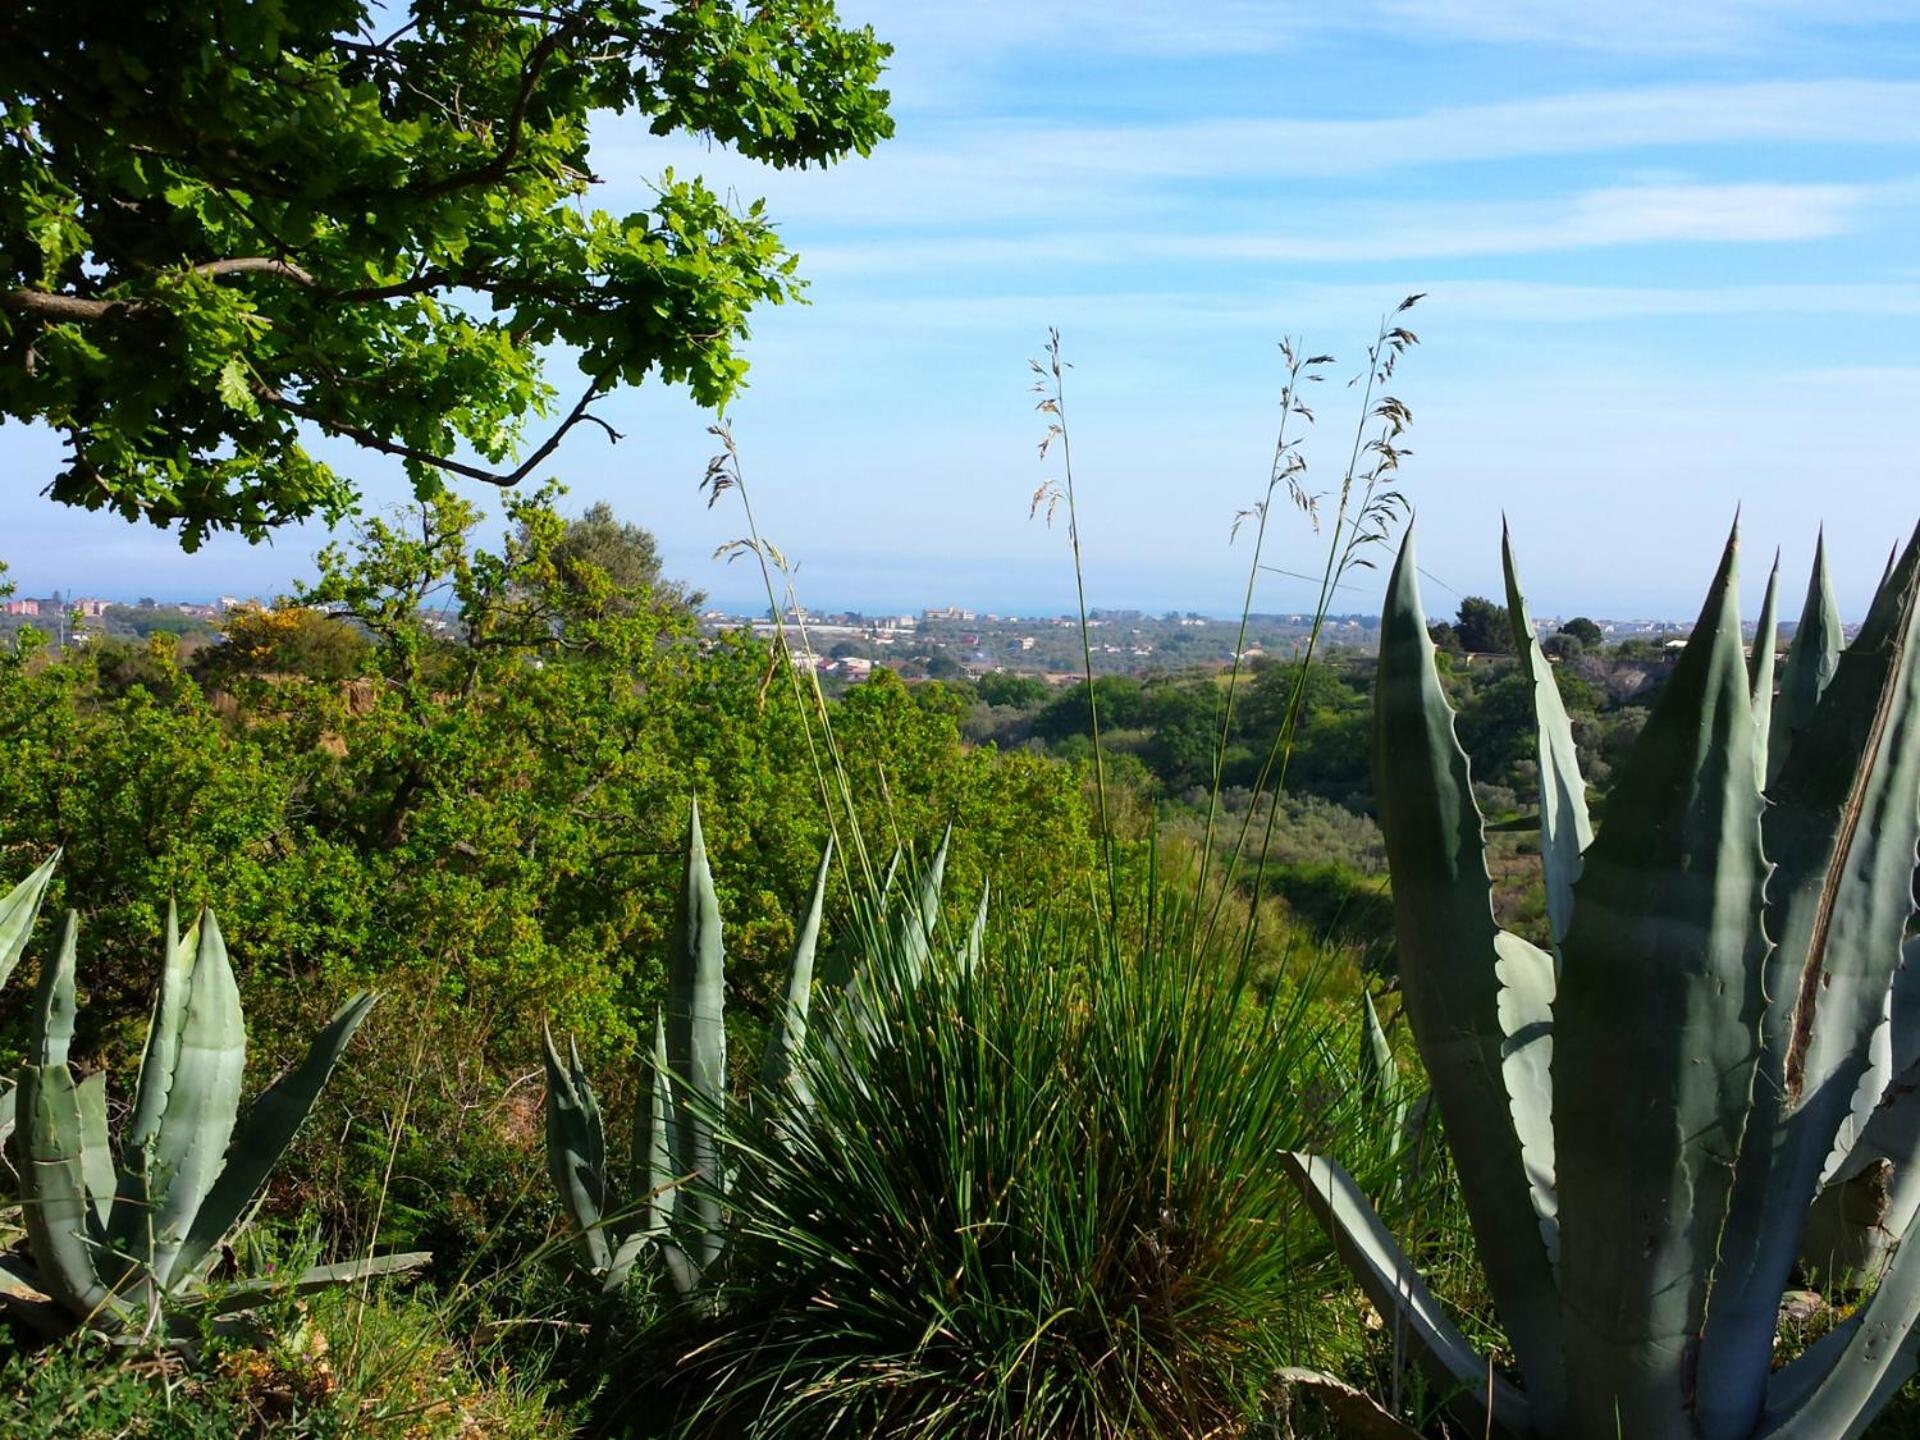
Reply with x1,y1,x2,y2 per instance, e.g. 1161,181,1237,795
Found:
649,873,1407,1438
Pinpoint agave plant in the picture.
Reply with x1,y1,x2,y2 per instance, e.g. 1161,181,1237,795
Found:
545,800,834,1296
0,852,60,1167
1285,519,1920,1439
545,801,969,1297
1,903,427,1338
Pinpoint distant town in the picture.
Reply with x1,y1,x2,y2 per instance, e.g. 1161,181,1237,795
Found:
0,590,1788,683
0,592,252,647
693,603,1745,684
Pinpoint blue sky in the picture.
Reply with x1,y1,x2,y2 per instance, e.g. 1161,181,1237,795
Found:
3,1,1918,619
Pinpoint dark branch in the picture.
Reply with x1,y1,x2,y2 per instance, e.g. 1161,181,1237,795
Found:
256,365,621,489
4,290,121,321
404,15,586,202
329,269,471,302
7,258,314,320
192,257,315,284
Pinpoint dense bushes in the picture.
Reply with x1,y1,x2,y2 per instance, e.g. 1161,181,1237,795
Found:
0,492,1097,1076
0,493,1103,1328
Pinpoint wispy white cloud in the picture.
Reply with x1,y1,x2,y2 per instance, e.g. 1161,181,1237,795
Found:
730,282,1920,350
604,80,1920,231
1179,182,1874,260
1366,0,1917,55
1026,81,1920,179
1785,366,1920,405
839,0,1919,68
786,179,1890,274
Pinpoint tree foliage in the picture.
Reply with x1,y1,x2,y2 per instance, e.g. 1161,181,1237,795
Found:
1542,631,1584,662
1557,616,1605,648
0,1,892,545
542,500,702,615
976,671,1049,710
1454,595,1512,654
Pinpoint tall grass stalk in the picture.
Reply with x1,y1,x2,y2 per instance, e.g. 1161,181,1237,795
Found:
1191,339,1331,929
704,423,885,901
1200,300,1423,961
1029,331,1120,931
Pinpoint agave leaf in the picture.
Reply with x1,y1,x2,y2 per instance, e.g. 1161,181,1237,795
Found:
1750,554,1781,788
961,878,989,976
1822,980,1894,1188
1769,529,1842,786
1757,1203,1920,1438
1371,525,1567,1426
1278,1369,1433,1439
1800,1156,1898,1288
0,1083,14,1177
1502,522,1593,951
604,1230,648,1292
0,1250,52,1315
646,1020,698,1305
1801,938,1920,1283
1493,931,1557,1265
666,799,727,1279
1778,525,1920,1124
659,1236,697,1297
542,1026,612,1275
639,1009,677,1239
31,912,79,1068
918,824,950,935
109,905,201,1269
1358,992,1414,1153
0,850,59,993
14,1063,124,1328
173,992,379,1283
1280,1153,1531,1436
125,902,198,1159
637,1013,697,1298
199,1250,432,1316
0,1264,71,1340
1555,523,1769,1438
667,800,728,1111
73,1069,114,1231
145,911,247,1288
1884,935,1920,1094
895,828,952,981
1704,525,1920,1437
761,839,832,1096
1358,993,1397,1111
1764,1319,1920,1439
570,1038,606,1187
